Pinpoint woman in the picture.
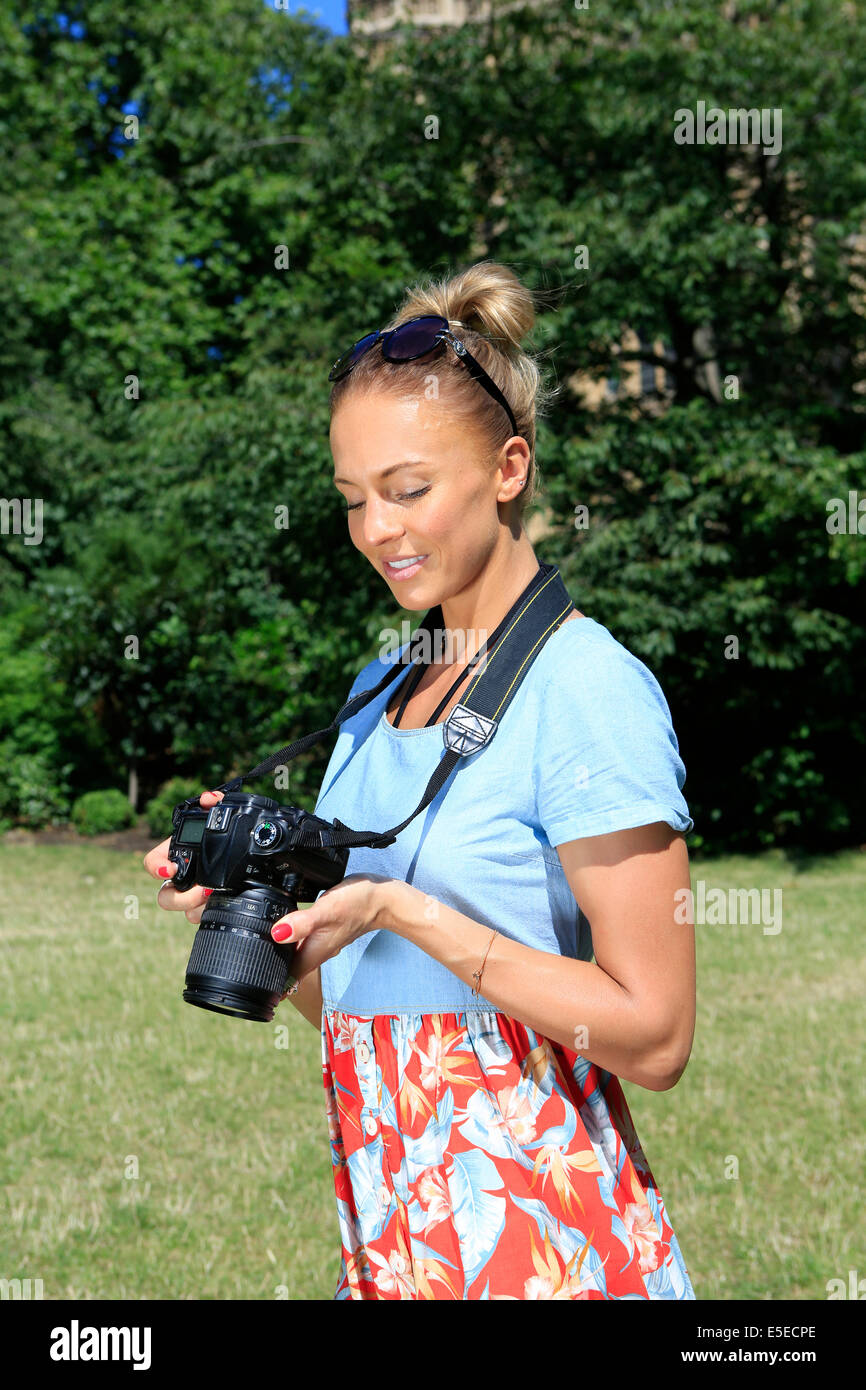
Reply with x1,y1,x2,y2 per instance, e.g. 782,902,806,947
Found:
145,260,697,1300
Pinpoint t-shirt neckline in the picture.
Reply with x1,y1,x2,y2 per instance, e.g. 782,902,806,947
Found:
378,614,595,736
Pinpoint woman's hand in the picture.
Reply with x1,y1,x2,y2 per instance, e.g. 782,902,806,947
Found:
272,872,397,985
142,788,224,925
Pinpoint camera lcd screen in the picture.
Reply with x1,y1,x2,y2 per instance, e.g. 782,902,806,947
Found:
177,817,206,845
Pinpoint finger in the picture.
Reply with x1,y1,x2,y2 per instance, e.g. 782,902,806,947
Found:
271,909,303,944
159,882,213,912
282,938,319,985
185,904,206,926
143,836,172,878
143,789,223,879
154,860,198,901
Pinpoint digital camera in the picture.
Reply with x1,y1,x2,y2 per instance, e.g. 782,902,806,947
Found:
168,790,349,1022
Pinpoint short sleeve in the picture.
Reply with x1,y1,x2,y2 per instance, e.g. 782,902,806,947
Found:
344,639,414,704
342,651,396,706
533,634,694,846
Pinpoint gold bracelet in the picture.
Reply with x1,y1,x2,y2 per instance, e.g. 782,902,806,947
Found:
471,929,498,1000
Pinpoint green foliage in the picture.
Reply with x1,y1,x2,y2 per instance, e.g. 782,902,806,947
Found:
0,602,78,827
144,778,205,840
0,748,74,830
70,788,135,836
0,1,864,849
542,400,864,852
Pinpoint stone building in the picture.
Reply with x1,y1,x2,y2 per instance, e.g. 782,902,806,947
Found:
347,1,544,37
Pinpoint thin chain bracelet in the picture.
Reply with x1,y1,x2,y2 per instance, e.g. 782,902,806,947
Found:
471,929,498,999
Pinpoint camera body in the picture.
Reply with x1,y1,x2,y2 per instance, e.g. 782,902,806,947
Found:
169,790,349,1022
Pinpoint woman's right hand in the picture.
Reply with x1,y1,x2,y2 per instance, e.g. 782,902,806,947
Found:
142,788,224,926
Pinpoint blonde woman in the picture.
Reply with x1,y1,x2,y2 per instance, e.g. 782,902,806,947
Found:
147,260,697,1300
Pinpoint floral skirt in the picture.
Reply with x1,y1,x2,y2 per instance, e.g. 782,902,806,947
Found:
321,1007,696,1300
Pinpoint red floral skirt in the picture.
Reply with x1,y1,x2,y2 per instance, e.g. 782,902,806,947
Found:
321,1007,695,1300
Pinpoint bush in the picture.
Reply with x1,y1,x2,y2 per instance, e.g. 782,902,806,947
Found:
144,778,204,839
0,605,79,828
0,746,74,829
71,789,136,836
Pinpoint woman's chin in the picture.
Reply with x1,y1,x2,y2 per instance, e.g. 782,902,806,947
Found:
379,569,434,607
390,591,428,610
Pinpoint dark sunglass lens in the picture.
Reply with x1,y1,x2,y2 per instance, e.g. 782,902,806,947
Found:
385,317,446,361
330,331,381,379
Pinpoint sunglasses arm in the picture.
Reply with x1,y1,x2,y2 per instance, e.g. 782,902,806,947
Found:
442,331,520,439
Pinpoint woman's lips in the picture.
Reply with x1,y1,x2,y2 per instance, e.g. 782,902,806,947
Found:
383,555,429,581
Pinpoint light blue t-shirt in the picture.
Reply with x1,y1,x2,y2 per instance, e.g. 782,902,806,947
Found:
313,616,693,1015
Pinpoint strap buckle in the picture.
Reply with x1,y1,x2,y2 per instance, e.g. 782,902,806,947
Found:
443,703,497,756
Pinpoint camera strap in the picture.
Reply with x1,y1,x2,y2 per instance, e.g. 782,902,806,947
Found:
214,562,576,849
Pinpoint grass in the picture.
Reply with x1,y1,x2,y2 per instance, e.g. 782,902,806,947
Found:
0,840,863,1300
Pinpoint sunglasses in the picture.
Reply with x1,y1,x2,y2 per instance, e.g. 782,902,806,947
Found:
327,314,519,438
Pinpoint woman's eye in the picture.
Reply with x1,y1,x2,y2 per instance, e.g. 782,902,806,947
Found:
343,486,430,513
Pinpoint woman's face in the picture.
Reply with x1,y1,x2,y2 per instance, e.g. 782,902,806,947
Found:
330,390,525,611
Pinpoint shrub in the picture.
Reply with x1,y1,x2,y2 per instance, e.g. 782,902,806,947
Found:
0,746,74,829
144,778,204,839
71,788,136,836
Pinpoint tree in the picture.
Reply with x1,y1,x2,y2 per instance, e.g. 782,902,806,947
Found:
0,0,863,848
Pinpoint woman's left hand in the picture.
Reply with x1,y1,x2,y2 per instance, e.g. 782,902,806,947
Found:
270,872,397,984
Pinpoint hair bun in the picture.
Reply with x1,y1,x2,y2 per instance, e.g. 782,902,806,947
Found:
330,259,560,523
439,262,535,357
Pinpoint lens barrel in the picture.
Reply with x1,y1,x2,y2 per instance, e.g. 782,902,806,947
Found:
183,885,297,1023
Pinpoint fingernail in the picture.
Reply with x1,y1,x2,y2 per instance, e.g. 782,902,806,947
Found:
203,888,213,897
272,922,293,942
208,790,222,797
158,866,173,878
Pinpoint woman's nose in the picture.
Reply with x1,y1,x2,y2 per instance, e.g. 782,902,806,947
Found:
362,497,403,546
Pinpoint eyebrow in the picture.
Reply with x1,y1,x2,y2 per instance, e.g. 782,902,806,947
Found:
333,461,432,486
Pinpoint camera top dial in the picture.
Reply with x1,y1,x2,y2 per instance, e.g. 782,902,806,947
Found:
252,819,280,849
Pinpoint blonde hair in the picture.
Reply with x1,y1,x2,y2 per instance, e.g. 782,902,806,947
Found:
328,260,557,518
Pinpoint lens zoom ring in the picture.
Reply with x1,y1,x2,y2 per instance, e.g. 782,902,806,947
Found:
201,905,281,934
187,925,287,994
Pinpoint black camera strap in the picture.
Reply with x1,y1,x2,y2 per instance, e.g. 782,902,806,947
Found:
213,562,576,849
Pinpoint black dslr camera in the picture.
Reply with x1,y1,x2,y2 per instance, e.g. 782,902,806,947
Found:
169,790,349,1022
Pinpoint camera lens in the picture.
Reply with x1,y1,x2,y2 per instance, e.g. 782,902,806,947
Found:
182,884,296,1023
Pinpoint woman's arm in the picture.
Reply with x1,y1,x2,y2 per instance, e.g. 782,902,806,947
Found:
282,965,323,1029
380,821,695,1092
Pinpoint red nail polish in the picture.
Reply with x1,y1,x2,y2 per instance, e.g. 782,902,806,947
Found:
272,923,293,942
158,866,172,878
203,888,213,897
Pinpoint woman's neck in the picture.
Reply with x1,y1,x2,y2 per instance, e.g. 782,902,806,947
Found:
437,534,541,662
